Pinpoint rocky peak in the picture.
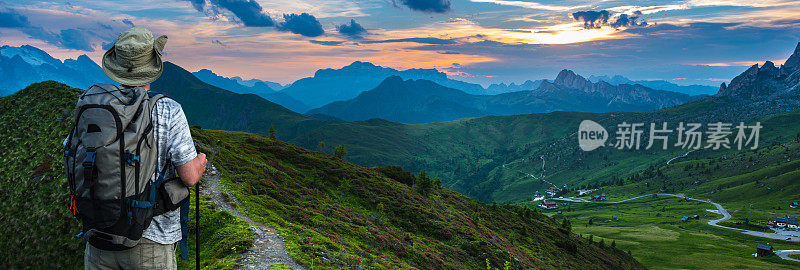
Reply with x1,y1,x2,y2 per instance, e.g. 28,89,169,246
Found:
554,69,590,90
784,42,800,70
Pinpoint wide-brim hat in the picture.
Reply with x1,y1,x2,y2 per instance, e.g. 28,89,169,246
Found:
102,28,168,86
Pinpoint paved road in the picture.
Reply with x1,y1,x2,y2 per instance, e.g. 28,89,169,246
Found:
776,250,800,262
551,193,800,262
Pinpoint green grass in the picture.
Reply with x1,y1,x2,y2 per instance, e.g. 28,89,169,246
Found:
1,81,644,269
551,196,800,269
0,82,252,269
190,127,644,269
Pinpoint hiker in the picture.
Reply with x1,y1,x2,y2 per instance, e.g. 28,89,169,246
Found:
63,27,207,269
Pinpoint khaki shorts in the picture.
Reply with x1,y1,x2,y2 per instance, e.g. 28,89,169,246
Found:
84,238,177,270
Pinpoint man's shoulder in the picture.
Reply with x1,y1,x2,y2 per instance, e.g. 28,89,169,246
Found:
154,95,182,110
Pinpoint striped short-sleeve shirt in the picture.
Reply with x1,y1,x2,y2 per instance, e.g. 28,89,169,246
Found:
141,97,197,244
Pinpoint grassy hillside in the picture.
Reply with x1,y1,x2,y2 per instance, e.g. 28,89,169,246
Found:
0,82,254,269
191,126,644,269
1,81,644,269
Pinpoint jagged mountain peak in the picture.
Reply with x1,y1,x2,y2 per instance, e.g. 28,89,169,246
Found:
0,45,61,66
784,42,800,70
714,42,799,98
554,69,591,90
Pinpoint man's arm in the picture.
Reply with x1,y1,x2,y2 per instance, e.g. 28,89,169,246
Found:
176,153,207,187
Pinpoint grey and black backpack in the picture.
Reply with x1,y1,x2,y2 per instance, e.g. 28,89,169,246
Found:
63,84,190,256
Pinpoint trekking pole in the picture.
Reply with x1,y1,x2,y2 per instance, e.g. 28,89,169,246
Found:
195,181,199,270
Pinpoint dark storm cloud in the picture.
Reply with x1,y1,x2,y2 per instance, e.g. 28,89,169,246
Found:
309,40,345,46
362,37,456,45
396,0,451,13
278,13,324,37
182,0,275,27
337,19,367,39
572,10,610,29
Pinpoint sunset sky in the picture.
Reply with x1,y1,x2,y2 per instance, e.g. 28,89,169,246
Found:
1,0,799,86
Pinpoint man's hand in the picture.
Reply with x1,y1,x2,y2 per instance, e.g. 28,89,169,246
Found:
176,152,207,187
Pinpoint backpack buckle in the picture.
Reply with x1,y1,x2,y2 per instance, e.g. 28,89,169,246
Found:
125,151,140,166
82,150,96,168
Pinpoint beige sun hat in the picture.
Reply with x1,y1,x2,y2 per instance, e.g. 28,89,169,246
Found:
102,27,168,86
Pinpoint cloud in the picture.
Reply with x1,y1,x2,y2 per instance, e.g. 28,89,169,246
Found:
184,0,206,11
362,37,456,44
610,12,647,29
572,10,610,29
396,0,451,13
0,8,97,51
59,28,94,51
278,13,324,37
0,8,29,27
183,0,275,27
309,40,344,46
572,10,648,29
337,19,367,39
212,39,227,47
469,0,587,11
121,18,135,27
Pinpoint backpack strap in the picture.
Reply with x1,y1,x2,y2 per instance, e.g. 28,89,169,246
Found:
145,91,190,260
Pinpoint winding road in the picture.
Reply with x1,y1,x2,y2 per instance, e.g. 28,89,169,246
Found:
551,193,800,262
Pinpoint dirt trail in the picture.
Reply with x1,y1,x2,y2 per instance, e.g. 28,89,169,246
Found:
201,164,305,270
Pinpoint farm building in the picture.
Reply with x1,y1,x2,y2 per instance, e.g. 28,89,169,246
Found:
539,201,559,210
755,243,773,257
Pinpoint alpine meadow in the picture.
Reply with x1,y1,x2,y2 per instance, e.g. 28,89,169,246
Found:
2,0,800,269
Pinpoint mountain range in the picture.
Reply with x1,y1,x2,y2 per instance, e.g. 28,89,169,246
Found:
192,68,309,112
308,70,698,123
0,45,112,96
587,74,718,96
280,61,490,109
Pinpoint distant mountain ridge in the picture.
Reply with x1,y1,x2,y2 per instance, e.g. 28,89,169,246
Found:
0,45,112,96
192,69,309,112
487,80,544,92
309,69,697,123
588,74,717,96
282,61,490,110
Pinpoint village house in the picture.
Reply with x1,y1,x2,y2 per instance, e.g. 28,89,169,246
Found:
539,201,559,210
591,193,607,201
755,243,773,257
681,215,700,222
545,187,561,196
771,216,799,230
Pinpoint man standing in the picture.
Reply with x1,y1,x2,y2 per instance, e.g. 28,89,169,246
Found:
80,27,208,269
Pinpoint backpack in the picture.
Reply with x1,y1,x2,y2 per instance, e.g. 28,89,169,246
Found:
63,84,191,257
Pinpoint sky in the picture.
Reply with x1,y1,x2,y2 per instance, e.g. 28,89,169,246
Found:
0,0,799,87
